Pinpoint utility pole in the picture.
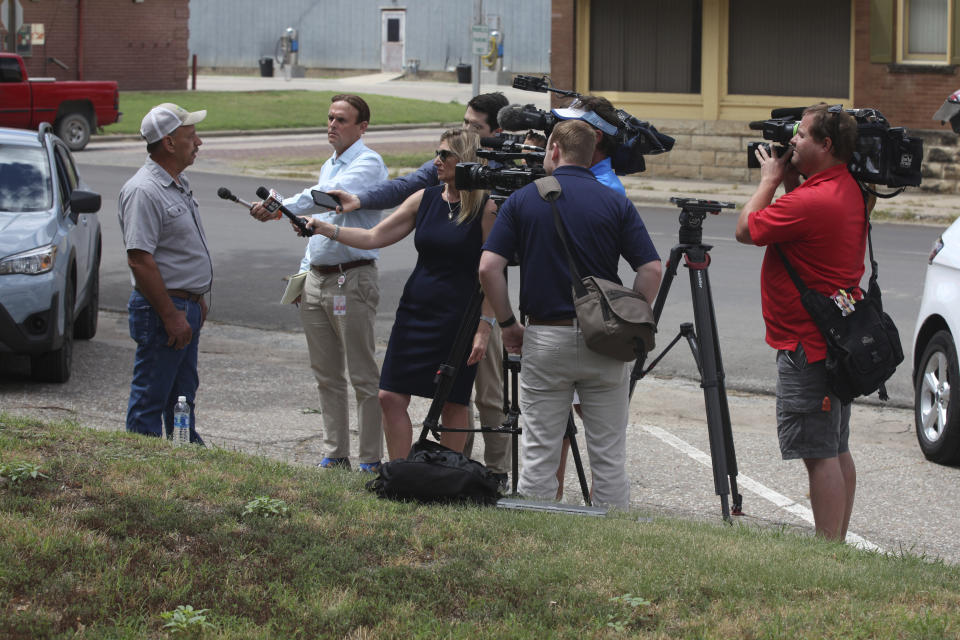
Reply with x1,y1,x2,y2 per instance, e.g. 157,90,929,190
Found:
6,0,17,53
472,0,481,98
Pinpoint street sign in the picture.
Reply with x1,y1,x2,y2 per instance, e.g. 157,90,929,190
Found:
471,24,490,56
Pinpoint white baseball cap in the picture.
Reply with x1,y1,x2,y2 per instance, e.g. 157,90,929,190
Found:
140,103,207,144
551,107,619,136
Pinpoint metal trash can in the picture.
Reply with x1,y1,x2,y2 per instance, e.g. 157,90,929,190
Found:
259,57,274,77
456,63,471,84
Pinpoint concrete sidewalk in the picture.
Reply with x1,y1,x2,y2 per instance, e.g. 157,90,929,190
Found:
618,174,960,225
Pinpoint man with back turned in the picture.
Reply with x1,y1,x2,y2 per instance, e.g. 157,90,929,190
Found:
479,120,661,508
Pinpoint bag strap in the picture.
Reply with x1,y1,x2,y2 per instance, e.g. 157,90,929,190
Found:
774,187,890,401
535,176,589,299
775,184,877,296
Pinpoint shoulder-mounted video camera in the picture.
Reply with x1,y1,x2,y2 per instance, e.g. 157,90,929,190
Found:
747,105,923,197
455,130,550,198
498,74,675,176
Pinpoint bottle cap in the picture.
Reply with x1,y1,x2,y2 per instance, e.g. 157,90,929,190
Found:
177,395,187,402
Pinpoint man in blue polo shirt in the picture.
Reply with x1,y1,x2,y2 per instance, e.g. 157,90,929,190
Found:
479,120,661,508
556,95,625,195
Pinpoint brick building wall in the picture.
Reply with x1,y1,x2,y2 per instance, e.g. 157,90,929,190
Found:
10,0,188,90
549,0,575,109
550,0,959,192
852,0,959,132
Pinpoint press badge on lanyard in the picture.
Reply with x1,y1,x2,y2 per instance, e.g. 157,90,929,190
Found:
333,272,347,316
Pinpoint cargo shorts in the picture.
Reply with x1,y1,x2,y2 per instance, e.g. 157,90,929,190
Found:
775,344,851,460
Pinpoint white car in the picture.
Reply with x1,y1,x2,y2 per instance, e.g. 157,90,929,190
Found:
912,218,960,464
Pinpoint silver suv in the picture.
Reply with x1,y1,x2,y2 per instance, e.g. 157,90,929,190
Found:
0,124,101,382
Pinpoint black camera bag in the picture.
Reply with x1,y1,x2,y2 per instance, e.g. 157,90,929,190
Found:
774,194,903,403
365,439,500,505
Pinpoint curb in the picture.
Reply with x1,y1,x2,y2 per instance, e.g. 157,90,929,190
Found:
95,121,458,143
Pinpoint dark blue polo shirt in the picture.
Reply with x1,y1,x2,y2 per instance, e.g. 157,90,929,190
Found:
483,165,659,320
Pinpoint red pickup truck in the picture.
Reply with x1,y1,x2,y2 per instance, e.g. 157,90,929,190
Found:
0,53,121,151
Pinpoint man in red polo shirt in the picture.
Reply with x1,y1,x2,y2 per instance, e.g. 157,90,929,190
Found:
735,103,866,541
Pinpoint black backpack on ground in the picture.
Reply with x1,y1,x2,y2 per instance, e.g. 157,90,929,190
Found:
366,439,501,506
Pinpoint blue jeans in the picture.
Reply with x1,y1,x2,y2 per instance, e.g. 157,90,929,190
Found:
126,291,202,440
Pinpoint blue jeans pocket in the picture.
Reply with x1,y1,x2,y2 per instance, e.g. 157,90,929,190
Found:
128,302,158,344
128,294,190,345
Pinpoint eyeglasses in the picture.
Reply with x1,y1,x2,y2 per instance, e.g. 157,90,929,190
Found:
435,149,458,161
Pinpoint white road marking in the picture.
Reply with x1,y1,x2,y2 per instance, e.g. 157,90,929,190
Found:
638,423,883,553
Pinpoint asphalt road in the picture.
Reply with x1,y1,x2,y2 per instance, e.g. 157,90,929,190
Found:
76,155,934,407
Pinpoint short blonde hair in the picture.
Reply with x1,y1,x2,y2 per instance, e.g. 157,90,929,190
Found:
548,120,596,167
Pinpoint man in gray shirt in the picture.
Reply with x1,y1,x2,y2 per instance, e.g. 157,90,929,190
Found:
118,103,212,443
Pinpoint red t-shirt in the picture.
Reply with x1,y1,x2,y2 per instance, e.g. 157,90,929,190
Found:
748,164,867,362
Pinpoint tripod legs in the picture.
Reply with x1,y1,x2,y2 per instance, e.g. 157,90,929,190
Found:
686,250,742,519
564,411,591,505
632,242,743,520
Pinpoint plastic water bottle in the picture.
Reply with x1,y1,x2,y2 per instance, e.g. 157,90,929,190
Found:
173,396,190,447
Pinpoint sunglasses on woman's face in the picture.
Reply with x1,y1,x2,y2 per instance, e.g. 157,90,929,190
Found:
435,149,458,161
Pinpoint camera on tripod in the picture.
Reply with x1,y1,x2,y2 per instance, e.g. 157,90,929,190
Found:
746,105,923,193
503,74,675,175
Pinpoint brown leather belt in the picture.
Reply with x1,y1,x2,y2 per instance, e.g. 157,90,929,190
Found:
167,289,205,303
310,259,375,275
527,317,575,326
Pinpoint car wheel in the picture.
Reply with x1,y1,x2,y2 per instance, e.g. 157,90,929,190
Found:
74,247,100,340
56,113,91,151
914,330,960,464
31,278,75,383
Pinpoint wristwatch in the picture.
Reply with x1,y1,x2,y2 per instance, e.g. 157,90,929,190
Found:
498,314,517,329
480,315,496,328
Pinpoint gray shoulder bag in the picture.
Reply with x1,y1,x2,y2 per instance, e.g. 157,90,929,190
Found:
534,176,656,362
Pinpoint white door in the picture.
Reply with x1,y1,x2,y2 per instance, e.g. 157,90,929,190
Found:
380,10,405,73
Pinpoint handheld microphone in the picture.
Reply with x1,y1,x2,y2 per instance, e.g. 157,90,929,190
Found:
255,186,313,237
217,187,254,209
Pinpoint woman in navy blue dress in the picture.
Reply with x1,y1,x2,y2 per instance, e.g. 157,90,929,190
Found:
307,129,498,459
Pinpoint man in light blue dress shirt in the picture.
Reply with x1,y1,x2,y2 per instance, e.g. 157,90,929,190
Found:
252,94,388,472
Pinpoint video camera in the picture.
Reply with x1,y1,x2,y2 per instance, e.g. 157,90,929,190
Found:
747,106,923,194
455,134,547,197
455,160,546,196
502,74,675,176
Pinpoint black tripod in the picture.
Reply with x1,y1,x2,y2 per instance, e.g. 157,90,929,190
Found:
630,197,743,520
419,283,592,503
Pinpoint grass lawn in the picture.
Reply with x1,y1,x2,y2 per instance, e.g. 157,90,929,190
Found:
2,413,959,639
108,91,465,135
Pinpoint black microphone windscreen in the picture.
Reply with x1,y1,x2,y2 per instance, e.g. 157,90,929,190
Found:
770,107,806,119
255,186,270,199
480,136,505,149
217,187,232,200
497,104,530,132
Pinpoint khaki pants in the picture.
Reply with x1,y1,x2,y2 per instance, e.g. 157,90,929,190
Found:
300,263,383,463
516,325,630,508
463,326,510,473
